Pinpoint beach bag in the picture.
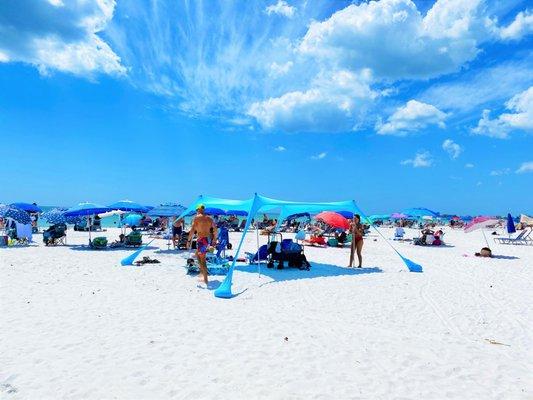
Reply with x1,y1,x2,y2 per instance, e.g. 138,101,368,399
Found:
92,237,108,248
327,238,338,247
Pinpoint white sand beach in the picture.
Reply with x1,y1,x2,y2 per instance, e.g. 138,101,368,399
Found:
1,227,531,399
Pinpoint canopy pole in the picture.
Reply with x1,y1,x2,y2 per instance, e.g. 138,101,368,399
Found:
256,221,261,280
482,229,489,248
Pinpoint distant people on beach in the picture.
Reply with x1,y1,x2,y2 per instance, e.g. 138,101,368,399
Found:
172,217,184,248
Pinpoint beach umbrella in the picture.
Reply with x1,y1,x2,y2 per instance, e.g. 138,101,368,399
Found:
204,207,226,216
336,210,354,219
42,208,83,225
0,204,31,224
98,210,125,218
226,210,248,216
122,214,142,226
391,212,408,219
10,202,42,213
464,216,499,247
402,207,439,218
65,202,111,242
506,213,516,234
147,204,186,217
315,211,350,229
107,200,150,213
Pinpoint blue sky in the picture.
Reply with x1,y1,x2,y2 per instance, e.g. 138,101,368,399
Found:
0,0,532,215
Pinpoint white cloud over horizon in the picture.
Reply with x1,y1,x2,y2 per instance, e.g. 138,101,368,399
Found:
311,152,327,160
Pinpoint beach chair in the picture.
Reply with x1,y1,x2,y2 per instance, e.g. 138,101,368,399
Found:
43,223,67,246
394,227,405,240
125,231,143,247
90,236,108,250
494,228,533,246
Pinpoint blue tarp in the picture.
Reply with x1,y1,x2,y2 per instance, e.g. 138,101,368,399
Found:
179,194,423,299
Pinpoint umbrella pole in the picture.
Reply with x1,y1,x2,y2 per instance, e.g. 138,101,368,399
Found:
482,229,489,248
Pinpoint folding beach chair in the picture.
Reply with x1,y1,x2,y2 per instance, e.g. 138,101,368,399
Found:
494,228,533,246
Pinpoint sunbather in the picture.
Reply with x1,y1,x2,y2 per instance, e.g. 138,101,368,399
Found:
475,247,492,257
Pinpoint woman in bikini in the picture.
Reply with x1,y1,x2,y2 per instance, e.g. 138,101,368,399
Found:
349,214,364,268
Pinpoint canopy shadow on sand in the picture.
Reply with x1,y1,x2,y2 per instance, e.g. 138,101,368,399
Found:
235,262,382,284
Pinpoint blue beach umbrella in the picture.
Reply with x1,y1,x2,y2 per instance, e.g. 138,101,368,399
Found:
226,210,248,216
65,202,111,241
402,207,439,218
147,204,186,217
507,213,516,234
122,214,142,226
336,210,354,219
107,200,150,213
42,208,83,225
10,202,42,213
0,204,32,224
204,207,226,216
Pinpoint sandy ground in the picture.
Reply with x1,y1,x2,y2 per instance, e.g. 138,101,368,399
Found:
1,227,531,400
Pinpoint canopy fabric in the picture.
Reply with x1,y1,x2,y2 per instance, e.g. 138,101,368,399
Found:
107,200,150,213
369,214,391,221
10,202,42,213
147,204,186,217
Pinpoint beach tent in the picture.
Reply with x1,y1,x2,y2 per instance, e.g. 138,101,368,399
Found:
179,194,423,298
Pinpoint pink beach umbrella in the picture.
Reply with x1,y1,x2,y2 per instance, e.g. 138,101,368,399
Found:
464,216,500,247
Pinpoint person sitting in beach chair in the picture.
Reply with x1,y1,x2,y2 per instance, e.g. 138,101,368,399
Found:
43,223,67,246
125,226,143,247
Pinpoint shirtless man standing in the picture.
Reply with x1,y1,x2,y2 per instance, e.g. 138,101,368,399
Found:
187,205,217,285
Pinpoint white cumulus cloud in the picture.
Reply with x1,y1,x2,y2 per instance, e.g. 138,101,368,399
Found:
265,1,296,18
248,70,377,132
377,100,447,136
465,163,475,168
499,10,533,40
442,139,463,159
0,0,125,77
401,151,433,168
516,161,533,174
274,146,286,152
299,0,497,81
472,86,533,138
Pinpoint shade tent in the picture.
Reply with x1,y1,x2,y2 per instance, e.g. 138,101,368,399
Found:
179,194,423,299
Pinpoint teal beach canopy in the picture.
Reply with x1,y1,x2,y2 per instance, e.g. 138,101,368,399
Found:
180,194,422,298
